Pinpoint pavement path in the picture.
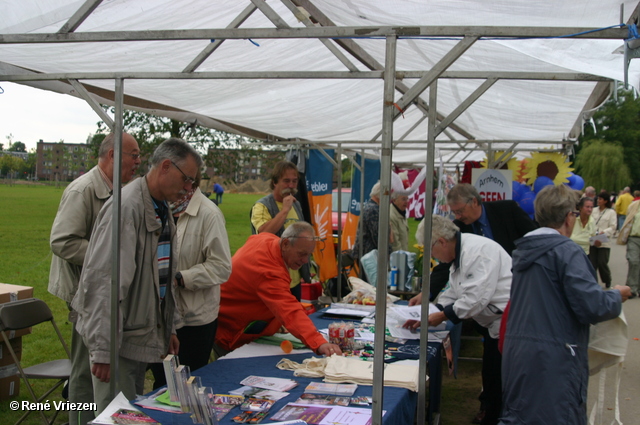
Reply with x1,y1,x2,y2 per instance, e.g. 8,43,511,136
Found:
587,242,640,424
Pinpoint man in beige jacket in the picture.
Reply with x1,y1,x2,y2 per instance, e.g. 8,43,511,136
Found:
48,133,140,425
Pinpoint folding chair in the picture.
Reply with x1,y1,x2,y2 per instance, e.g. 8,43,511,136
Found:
0,298,72,425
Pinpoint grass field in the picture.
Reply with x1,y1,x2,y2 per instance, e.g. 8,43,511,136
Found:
0,182,481,425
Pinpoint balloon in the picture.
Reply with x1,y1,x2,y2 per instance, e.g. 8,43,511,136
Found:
534,176,554,194
519,191,536,215
569,174,585,191
566,173,577,186
512,181,522,202
517,182,532,197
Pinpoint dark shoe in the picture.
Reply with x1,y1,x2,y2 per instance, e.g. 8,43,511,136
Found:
472,410,485,424
630,292,637,299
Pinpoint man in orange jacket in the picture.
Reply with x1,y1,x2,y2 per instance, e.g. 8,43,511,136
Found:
215,221,342,357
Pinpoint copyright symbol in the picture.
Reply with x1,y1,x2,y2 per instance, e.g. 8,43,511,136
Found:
10,401,19,410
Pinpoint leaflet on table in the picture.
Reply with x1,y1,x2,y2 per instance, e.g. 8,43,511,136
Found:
295,394,350,406
134,388,183,413
304,382,358,396
110,409,159,424
385,316,449,341
270,403,384,425
388,303,443,324
93,392,146,425
239,375,298,392
229,385,290,400
322,305,375,319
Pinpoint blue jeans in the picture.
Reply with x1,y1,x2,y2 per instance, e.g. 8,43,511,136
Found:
618,214,626,232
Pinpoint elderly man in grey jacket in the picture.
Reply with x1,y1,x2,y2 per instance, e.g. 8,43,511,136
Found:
72,138,202,413
48,132,140,425
405,214,512,425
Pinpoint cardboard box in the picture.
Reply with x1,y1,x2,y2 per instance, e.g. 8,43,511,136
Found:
0,337,22,367
0,283,34,339
301,282,322,302
0,375,20,400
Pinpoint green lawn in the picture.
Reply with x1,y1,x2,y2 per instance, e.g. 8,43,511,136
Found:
0,183,478,425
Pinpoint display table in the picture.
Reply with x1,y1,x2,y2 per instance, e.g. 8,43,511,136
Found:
136,307,442,424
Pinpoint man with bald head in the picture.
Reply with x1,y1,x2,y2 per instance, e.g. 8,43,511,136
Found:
72,138,202,413
48,132,140,425
216,221,342,357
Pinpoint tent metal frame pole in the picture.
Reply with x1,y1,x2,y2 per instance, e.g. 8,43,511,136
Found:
2,25,626,43
109,77,124,400
358,150,365,261
418,79,438,425
371,34,397,425
279,0,359,71
336,145,344,299
67,79,114,130
183,3,258,73
0,70,612,81
58,0,104,34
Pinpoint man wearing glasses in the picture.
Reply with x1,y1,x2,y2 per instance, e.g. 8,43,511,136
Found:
215,221,342,358
405,214,512,425
48,132,140,425
413,183,536,303
72,138,202,413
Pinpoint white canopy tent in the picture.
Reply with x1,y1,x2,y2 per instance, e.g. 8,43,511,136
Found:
2,1,640,166
4,1,640,424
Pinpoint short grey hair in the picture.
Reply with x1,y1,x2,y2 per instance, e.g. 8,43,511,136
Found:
98,133,115,159
534,185,580,228
430,214,459,243
391,191,408,201
150,138,203,169
447,183,482,205
370,181,381,199
282,221,316,243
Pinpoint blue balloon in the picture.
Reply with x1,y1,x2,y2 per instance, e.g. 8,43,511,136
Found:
566,173,577,186
517,182,532,197
534,176,554,194
569,174,585,191
518,191,536,215
512,181,522,202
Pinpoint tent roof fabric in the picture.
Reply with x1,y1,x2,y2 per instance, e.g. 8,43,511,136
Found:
2,0,640,165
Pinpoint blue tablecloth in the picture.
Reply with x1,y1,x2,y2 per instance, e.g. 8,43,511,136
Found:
137,307,442,424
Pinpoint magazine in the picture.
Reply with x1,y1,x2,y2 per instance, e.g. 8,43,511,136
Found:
304,382,357,396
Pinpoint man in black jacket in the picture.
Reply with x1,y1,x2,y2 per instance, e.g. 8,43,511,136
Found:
412,183,536,304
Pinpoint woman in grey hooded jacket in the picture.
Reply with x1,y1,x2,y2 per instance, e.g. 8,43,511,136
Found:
500,185,630,425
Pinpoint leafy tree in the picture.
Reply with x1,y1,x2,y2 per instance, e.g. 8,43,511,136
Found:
0,154,25,177
24,151,36,178
574,140,630,192
8,141,26,152
578,87,640,188
0,142,3,151
93,107,263,181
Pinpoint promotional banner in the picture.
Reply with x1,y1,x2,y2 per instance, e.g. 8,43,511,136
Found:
306,149,337,281
471,168,513,201
342,154,381,252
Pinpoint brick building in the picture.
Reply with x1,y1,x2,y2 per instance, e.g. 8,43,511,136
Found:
36,140,93,181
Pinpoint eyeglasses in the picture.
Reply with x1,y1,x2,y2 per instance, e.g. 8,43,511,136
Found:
288,236,325,251
171,161,196,185
123,151,140,160
450,200,471,216
571,211,580,217
430,239,441,250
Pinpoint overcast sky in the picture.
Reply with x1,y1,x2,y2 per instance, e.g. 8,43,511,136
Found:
0,82,99,152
